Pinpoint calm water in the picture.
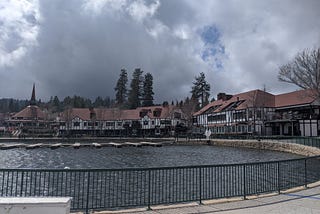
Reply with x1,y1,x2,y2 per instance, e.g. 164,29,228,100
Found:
0,144,303,169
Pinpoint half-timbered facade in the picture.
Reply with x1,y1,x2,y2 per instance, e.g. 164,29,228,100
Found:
58,105,186,137
193,89,320,136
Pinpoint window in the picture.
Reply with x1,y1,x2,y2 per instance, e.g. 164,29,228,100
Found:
233,111,246,120
117,122,122,126
153,110,161,117
143,121,149,125
151,120,155,125
73,122,80,127
160,120,171,125
208,114,226,122
84,122,87,126
192,117,198,123
60,122,66,126
174,112,181,119
256,109,262,119
139,110,149,117
106,122,115,127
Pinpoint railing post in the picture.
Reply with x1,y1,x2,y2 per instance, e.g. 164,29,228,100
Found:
277,161,281,194
199,167,202,204
243,165,246,200
147,170,151,210
85,171,91,214
304,159,308,189
20,171,24,196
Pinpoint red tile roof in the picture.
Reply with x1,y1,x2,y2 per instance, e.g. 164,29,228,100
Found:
12,105,46,120
61,105,181,121
194,89,316,116
275,90,315,107
194,90,274,116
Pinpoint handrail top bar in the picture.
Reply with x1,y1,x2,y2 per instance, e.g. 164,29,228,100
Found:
0,155,319,172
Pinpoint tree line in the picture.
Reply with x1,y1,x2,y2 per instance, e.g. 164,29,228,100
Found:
114,68,154,109
0,68,212,115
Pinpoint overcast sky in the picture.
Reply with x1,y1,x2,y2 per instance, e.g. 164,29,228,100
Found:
1,0,320,102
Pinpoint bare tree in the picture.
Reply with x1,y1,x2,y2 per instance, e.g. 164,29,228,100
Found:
278,47,320,98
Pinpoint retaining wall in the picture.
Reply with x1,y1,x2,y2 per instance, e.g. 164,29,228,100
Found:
179,139,320,157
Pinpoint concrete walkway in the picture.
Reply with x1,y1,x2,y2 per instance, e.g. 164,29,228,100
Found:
92,184,320,214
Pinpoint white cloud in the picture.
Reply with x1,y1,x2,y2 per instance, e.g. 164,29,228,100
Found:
0,0,40,67
126,0,160,23
0,0,319,101
82,0,127,15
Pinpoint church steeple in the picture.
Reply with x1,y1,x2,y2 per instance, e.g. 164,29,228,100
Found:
30,83,36,105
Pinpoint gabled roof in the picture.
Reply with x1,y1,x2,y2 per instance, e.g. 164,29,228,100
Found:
193,99,224,116
275,89,315,107
135,105,179,119
12,105,46,120
194,89,317,116
194,90,274,116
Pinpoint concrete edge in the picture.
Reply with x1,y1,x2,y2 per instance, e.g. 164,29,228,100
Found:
178,139,320,157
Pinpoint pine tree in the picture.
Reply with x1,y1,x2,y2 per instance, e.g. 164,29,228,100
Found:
114,69,128,106
190,72,211,110
93,96,104,107
53,96,61,112
142,73,154,106
128,68,144,109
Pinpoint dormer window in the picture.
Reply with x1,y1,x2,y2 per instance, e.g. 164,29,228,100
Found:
139,109,149,117
153,108,162,117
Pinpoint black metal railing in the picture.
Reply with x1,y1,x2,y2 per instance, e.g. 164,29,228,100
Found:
0,138,320,213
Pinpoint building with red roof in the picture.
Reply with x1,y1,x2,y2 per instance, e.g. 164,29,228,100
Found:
193,89,319,136
58,104,187,137
7,84,53,137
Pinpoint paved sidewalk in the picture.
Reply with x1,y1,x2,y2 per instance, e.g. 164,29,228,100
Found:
94,184,320,214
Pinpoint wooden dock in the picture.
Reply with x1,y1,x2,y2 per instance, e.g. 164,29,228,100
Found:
140,142,162,147
108,142,122,148
0,143,24,150
26,143,43,149
124,142,142,147
72,143,81,149
50,143,62,149
92,142,102,148
0,141,164,150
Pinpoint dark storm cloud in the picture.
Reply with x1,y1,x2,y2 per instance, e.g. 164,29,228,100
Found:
0,0,320,102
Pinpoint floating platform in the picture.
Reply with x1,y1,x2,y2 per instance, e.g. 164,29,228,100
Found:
0,143,25,150
92,142,102,148
140,142,162,147
26,143,42,149
124,142,142,147
50,143,62,149
0,141,164,150
72,143,81,149
108,142,122,148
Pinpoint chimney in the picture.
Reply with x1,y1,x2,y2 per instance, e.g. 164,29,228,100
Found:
217,93,232,101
